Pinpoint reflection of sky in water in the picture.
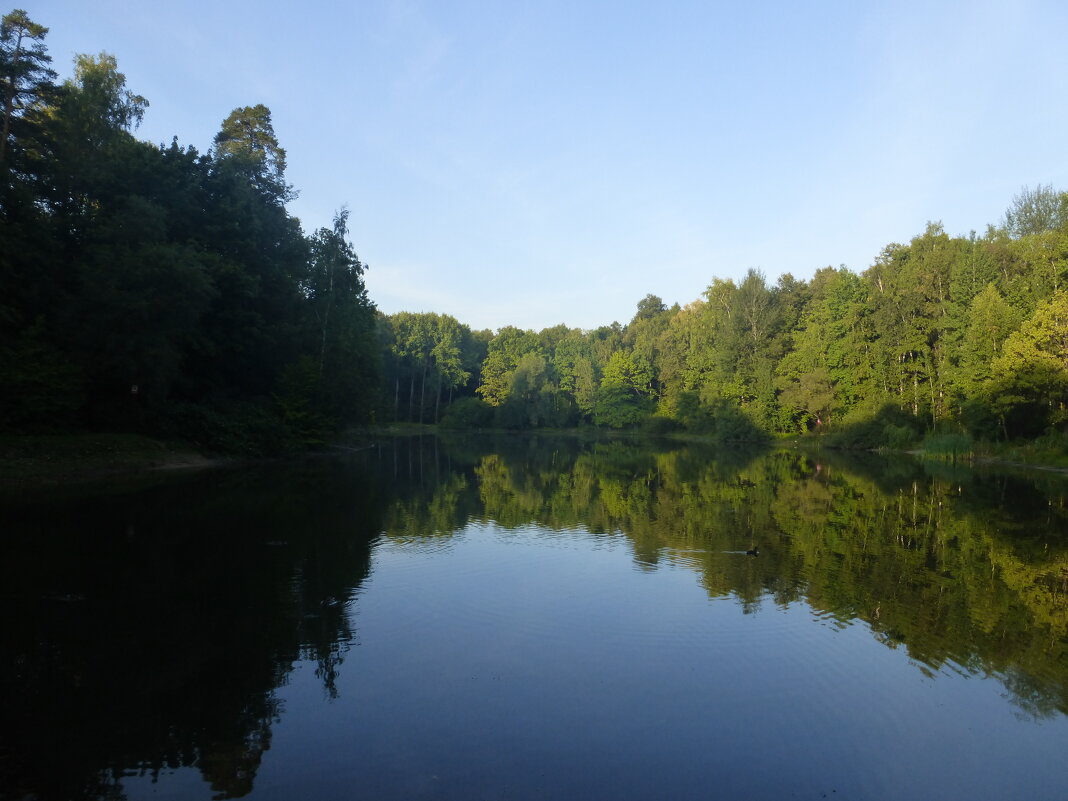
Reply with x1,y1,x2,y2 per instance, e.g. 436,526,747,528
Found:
130,520,1068,801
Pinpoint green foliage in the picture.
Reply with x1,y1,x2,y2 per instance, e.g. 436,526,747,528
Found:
273,357,335,447
381,311,480,423
213,103,290,201
156,400,301,457
13,12,1068,456
984,291,1068,437
0,319,82,430
640,414,683,435
67,52,146,135
826,405,924,450
440,397,494,429
919,432,975,461
703,397,771,442
957,283,1019,398
303,209,379,424
0,8,56,163
1001,184,1068,239
0,16,379,450
593,383,649,428
476,326,542,407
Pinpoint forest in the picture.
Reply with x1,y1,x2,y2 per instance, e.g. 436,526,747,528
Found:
5,8,1068,454
381,189,1068,450
0,10,378,453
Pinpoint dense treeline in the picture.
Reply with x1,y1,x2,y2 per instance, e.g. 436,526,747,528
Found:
0,10,378,451
379,190,1068,448
6,9,1067,454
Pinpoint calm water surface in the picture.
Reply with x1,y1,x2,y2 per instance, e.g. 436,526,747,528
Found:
3,435,1068,800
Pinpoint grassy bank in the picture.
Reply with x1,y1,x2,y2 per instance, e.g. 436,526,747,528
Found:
911,431,1068,472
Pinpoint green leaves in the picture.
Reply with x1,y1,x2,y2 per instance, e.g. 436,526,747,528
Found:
0,8,55,163
983,291,1068,436
213,104,291,202
0,12,380,442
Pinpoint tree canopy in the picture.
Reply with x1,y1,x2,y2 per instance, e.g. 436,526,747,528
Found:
374,187,1068,446
0,10,378,451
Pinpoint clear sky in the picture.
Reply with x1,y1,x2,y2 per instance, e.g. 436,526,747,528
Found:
27,0,1068,331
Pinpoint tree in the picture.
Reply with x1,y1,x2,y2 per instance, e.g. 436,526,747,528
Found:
0,8,55,163
497,352,550,428
301,208,378,423
61,52,147,145
633,293,666,321
959,283,1018,396
593,351,653,428
430,315,471,420
553,331,599,419
1002,184,1068,239
31,52,149,228
306,209,365,375
985,291,1068,437
213,104,291,201
477,327,541,406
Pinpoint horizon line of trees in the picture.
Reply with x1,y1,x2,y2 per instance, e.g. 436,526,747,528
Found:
378,184,1068,446
6,8,1068,453
0,9,380,452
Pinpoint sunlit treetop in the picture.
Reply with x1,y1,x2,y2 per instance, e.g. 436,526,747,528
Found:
213,103,292,201
0,8,56,161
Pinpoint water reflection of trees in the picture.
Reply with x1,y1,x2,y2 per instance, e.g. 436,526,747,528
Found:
6,436,1066,800
1,460,385,801
377,435,1068,718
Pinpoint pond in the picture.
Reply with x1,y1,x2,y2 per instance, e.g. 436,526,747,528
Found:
2,434,1068,800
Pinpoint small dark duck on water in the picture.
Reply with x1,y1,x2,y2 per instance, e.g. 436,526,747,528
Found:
745,547,759,556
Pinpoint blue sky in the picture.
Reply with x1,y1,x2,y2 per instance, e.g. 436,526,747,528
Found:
29,0,1068,331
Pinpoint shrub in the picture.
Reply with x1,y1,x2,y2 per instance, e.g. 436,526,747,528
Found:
440,397,494,429
920,432,975,460
827,404,924,450
641,415,683,435
155,400,301,456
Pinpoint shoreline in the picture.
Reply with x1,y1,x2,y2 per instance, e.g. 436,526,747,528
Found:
0,433,226,489
5,429,1068,489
